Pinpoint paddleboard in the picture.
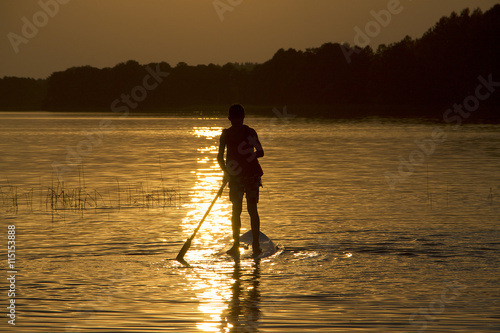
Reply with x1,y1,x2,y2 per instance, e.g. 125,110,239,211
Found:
219,230,278,260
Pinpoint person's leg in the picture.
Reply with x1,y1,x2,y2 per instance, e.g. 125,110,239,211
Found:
247,197,261,255
231,199,242,251
245,176,262,255
229,179,243,254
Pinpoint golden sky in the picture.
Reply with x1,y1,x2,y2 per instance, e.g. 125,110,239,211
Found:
1,0,498,78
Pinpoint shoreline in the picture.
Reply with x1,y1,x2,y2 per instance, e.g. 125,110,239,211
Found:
1,104,498,123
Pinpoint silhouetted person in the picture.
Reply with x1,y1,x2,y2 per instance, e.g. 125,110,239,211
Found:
218,104,264,257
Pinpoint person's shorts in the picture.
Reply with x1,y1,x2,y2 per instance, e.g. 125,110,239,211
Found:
229,175,262,203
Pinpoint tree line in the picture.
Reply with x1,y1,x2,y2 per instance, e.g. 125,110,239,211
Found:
1,5,499,119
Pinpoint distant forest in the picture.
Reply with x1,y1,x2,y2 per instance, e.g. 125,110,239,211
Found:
1,5,499,119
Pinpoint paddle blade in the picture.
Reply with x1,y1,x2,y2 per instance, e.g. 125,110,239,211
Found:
176,238,192,261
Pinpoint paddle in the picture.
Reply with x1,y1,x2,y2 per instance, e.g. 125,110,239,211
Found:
176,179,228,262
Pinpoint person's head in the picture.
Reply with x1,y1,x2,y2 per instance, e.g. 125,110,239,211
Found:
228,104,245,126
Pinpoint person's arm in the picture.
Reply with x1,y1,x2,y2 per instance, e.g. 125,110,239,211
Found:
217,130,227,174
249,129,264,158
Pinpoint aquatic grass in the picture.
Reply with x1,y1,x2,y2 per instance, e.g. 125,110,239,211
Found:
46,181,102,210
23,187,34,211
0,185,37,213
0,185,18,213
116,177,121,209
0,165,181,213
422,183,497,210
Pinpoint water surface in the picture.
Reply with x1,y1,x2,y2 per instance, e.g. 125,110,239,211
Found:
0,112,499,332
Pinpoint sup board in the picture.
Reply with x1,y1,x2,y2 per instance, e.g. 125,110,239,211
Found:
219,230,278,260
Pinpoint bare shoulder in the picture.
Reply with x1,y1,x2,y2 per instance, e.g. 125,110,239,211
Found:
247,126,258,135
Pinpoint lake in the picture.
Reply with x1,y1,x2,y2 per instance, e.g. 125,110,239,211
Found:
0,112,499,332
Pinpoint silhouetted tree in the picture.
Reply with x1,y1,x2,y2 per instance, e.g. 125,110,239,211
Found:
1,4,499,118
0,77,46,110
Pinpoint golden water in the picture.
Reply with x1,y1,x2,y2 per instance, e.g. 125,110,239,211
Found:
0,113,499,332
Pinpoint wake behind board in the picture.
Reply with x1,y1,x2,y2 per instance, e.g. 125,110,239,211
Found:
219,230,278,260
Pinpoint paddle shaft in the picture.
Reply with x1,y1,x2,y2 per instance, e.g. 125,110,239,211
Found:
176,179,227,261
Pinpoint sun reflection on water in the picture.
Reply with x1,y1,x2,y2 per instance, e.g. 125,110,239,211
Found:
191,261,262,333
182,126,229,258
181,125,264,332
192,127,223,139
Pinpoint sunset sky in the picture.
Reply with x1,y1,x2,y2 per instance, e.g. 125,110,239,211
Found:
1,0,498,79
